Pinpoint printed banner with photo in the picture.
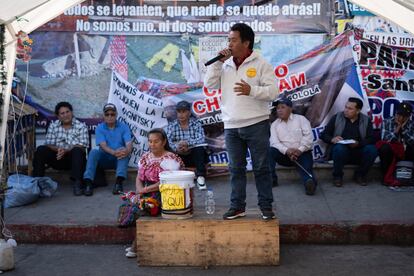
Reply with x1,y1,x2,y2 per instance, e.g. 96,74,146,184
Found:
159,31,361,173
108,71,168,167
350,30,414,129
273,30,369,160
14,0,328,119
39,0,331,35
14,32,324,127
161,83,229,174
12,0,329,173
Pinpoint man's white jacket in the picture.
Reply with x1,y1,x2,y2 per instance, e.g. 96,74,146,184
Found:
204,51,278,129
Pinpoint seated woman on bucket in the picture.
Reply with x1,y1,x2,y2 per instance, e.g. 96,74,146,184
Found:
125,128,184,258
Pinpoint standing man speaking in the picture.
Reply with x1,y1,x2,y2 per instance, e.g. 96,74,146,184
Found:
204,23,278,220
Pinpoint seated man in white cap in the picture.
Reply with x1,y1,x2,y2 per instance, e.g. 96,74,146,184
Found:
83,103,133,196
269,98,317,195
166,100,208,190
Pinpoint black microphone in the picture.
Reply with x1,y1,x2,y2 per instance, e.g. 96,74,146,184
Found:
204,54,224,66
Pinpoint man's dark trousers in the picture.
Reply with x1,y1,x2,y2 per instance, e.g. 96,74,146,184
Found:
179,146,207,177
269,147,315,186
33,145,86,181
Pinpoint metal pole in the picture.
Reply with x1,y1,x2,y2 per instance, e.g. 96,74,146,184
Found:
292,159,314,179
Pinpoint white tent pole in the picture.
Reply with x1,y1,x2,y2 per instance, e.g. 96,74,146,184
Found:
4,24,17,48
0,36,17,177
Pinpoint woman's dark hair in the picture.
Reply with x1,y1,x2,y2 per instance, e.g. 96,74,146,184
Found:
348,97,363,110
148,128,172,152
231,23,255,50
55,101,73,115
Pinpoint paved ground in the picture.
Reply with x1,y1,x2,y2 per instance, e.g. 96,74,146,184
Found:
5,244,414,276
2,169,414,273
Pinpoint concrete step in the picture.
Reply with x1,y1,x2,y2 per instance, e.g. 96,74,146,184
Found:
8,221,413,245
5,172,414,246
45,163,382,184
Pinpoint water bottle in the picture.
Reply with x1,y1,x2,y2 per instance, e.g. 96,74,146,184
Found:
205,189,215,215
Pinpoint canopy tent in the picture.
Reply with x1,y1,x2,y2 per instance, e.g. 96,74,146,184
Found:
1,0,414,178
0,0,85,178
349,0,414,35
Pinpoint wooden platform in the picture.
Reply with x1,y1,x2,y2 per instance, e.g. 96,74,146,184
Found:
136,217,279,266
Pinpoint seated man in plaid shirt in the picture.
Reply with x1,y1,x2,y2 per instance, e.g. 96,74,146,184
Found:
377,101,414,185
33,101,89,196
166,100,208,190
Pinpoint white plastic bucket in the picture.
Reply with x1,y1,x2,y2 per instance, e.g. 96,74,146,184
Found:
159,170,195,219
395,161,414,185
0,239,14,271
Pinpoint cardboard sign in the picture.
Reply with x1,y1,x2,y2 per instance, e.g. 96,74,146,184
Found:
159,184,185,210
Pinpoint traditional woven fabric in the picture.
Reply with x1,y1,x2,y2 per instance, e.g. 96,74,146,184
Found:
117,203,139,227
138,151,184,183
110,35,128,80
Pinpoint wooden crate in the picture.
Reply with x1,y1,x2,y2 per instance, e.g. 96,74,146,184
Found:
136,218,279,266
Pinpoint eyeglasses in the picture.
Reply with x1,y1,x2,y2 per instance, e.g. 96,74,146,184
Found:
104,113,116,117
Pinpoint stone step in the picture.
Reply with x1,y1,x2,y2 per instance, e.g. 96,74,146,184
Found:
46,163,382,184
8,217,413,245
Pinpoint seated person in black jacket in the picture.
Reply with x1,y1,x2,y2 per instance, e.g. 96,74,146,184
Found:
321,97,377,187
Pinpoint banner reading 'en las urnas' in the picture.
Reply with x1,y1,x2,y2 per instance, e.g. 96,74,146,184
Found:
351,30,414,129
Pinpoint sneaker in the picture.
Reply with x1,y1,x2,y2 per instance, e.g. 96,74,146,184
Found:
125,251,137,258
125,247,133,253
223,208,246,220
304,179,316,195
73,180,83,196
261,208,276,221
84,184,93,196
84,179,93,196
196,176,207,190
354,175,368,186
112,183,123,195
272,177,279,187
333,177,343,187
